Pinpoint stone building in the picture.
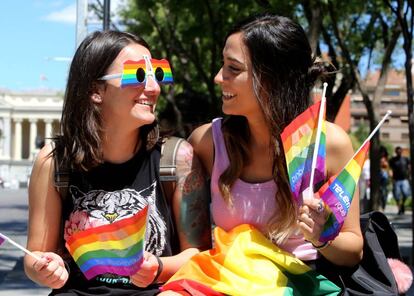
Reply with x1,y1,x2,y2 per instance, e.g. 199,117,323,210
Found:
350,69,412,155
0,89,62,188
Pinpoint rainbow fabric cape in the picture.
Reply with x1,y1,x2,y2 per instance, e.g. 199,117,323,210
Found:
281,100,326,202
318,141,370,242
66,206,148,280
162,224,341,296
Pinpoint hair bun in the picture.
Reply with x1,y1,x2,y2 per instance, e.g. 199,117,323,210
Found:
307,57,336,86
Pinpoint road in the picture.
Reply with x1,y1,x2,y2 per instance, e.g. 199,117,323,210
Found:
0,188,413,295
0,189,50,295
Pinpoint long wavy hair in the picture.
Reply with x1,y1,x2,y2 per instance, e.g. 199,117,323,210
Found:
219,14,329,244
58,30,158,171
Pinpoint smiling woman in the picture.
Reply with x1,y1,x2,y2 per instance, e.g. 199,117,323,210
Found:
23,30,211,296
185,13,363,294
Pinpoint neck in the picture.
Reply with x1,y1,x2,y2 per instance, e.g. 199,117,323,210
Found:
247,116,271,149
102,127,141,164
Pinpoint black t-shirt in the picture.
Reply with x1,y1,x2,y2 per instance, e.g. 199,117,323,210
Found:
51,145,175,295
389,156,410,181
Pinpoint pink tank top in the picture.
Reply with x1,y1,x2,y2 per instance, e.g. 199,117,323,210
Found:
210,118,317,261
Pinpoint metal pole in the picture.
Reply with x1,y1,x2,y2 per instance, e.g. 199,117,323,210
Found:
103,0,110,30
76,0,88,49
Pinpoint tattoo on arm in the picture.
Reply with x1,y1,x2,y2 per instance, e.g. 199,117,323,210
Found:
175,141,212,249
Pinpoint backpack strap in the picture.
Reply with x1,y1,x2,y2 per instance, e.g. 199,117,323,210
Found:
160,136,184,182
52,138,70,201
53,136,184,197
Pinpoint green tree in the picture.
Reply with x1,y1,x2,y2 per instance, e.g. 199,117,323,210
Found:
321,0,401,211
120,0,274,135
385,0,414,262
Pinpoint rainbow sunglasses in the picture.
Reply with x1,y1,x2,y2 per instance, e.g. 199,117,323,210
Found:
98,55,173,88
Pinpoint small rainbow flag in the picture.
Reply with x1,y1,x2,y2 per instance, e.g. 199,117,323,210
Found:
318,141,370,242
66,206,148,280
281,100,326,202
161,225,341,295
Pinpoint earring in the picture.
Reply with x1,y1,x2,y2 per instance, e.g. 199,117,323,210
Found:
91,94,102,102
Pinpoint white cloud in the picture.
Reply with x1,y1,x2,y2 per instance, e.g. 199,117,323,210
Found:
43,3,76,24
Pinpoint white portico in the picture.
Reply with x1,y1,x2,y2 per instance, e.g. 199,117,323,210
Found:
0,90,63,187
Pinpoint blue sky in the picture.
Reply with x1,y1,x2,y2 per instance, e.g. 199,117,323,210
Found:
0,1,124,92
0,1,77,91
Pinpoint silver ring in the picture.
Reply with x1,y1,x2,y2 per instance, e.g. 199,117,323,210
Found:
317,201,324,213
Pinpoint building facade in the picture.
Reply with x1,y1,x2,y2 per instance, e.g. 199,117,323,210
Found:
0,90,63,188
350,70,412,155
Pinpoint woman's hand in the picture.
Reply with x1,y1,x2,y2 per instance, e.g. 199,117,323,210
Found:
28,251,68,289
298,198,328,247
130,251,161,287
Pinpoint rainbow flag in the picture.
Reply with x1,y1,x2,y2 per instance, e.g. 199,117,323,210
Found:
66,206,148,280
161,225,341,296
281,100,326,202
318,141,370,242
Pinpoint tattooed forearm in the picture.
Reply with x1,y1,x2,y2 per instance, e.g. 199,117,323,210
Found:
175,141,212,249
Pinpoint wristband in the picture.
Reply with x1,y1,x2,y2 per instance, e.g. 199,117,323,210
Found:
152,256,163,284
311,240,332,250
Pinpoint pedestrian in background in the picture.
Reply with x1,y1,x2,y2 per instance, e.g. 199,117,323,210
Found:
389,146,411,215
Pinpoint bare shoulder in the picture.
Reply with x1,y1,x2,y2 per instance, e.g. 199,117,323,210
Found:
32,143,54,175
188,123,212,149
187,123,214,174
326,122,354,176
326,122,352,151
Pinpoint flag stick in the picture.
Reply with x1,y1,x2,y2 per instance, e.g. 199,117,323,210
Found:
309,82,328,195
342,110,392,168
0,232,42,261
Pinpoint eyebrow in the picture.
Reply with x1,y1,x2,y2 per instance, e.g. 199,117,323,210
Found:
226,56,244,65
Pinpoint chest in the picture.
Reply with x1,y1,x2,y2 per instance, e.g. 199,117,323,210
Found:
240,152,274,183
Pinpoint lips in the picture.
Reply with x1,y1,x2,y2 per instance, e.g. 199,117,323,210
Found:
222,91,236,100
136,99,154,107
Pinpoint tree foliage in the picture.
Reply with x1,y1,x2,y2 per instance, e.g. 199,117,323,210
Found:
117,1,405,211
120,0,276,134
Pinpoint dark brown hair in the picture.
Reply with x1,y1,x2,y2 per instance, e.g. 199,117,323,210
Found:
219,14,329,243
58,30,157,171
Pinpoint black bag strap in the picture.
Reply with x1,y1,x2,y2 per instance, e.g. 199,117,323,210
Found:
160,136,184,182
52,139,70,200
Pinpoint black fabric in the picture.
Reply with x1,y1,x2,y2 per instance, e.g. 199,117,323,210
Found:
389,156,410,181
313,211,400,296
53,144,176,295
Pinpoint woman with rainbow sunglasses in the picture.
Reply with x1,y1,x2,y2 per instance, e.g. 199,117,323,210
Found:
24,30,211,295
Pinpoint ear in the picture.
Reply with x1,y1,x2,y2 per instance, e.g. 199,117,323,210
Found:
90,82,105,104
90,93,103,103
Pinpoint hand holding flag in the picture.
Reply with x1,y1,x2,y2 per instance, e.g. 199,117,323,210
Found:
65,206,149,280
318,110,392,242
281,82,392,242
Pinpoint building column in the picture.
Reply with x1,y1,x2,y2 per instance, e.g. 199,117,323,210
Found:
44,119,53,145
13,118,23,160
4,116,11,160
29,119,38,160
